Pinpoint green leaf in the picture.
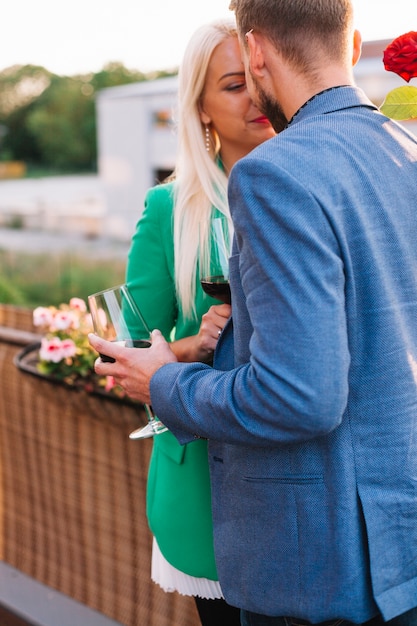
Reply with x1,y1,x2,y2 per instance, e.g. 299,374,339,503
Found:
380,86,417,120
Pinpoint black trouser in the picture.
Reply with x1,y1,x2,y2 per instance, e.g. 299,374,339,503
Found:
194,596,241,626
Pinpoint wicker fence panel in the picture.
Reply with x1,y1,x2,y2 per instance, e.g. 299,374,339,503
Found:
0,305,36,333
0,308,199,626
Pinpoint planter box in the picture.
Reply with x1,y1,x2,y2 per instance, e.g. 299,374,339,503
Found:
0,306,199,626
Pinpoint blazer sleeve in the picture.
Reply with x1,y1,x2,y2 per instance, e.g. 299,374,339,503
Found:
126,184,178,340
150,155,350,446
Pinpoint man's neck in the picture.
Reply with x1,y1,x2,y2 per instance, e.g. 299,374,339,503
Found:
269,53,355,122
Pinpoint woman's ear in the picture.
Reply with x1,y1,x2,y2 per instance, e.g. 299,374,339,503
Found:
199,110,211,125
198,101,211,125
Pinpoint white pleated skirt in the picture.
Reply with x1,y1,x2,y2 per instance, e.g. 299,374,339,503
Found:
151,538,224,599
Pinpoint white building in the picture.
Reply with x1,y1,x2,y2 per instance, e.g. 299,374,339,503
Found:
96,76,178,240
96,40,417,241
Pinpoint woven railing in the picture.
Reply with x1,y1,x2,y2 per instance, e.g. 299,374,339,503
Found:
0,305,199,626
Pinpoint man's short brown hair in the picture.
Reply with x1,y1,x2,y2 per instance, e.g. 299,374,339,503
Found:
230,0,353,73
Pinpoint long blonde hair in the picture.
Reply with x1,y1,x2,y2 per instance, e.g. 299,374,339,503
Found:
173,19,237,319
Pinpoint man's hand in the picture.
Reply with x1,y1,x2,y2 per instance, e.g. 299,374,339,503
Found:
88,329,177,403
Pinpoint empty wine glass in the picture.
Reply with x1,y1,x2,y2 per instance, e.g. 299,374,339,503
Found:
88,284,168,439
199,215,232,304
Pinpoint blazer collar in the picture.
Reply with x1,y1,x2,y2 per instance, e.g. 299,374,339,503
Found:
287,85,378,127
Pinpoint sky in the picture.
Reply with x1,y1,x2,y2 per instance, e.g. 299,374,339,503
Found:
1,0,413,76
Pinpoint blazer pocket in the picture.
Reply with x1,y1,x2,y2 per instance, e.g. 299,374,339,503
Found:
242,474,324,485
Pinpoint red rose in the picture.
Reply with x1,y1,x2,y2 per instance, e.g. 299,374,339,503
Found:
383,31,417,82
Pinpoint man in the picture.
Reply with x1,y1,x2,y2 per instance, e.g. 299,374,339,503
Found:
89,0,417,623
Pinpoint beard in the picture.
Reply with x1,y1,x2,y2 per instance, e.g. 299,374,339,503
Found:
250,70,288,133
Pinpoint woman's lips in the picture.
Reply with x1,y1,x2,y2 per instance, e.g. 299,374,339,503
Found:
252,115,271,124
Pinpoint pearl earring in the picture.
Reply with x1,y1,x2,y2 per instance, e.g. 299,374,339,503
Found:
205,125,210,152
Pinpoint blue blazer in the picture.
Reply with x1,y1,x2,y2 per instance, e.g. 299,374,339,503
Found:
151,87,417,622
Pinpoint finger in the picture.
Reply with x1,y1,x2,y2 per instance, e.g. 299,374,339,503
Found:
94,355,107,375
88,332,100,351
150,329,166,346
218,303,232,316
209,303,231,319
88,333,119,360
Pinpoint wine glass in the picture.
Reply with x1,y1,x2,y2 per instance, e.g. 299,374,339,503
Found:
199,215,232,304
88,284,168,439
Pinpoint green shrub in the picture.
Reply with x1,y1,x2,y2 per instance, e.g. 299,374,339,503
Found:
0,250,126,308
0,274,26,304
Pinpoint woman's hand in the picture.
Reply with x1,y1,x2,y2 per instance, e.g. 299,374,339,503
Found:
171,303,231,363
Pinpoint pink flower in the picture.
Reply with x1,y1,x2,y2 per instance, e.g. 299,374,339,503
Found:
61,339,77,358
53,310,76,331
105,376,116,391
69,297,87,313
39,337,65,363
33,306,54,328
34,297,119,396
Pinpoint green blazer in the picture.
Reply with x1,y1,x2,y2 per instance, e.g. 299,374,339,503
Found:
126,181,220,579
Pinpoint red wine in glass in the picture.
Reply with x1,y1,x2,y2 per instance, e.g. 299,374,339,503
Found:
100,338,151,362
199,216,232,305
200,275,231,304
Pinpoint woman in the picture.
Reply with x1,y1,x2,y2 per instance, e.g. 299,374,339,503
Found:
126,19,275,625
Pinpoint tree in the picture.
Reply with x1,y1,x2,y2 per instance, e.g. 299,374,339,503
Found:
0,65,52,162
0,64,52,117
26,75,97,170
0,62,177,173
